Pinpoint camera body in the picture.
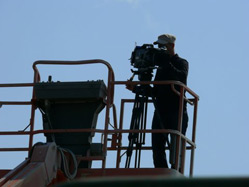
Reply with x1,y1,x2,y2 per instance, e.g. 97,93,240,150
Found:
131,44,156,68
130,44,166,81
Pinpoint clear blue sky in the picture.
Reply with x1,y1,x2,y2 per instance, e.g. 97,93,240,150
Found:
0,0,249,177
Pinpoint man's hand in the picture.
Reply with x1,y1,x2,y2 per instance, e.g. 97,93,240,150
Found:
126,80,135,92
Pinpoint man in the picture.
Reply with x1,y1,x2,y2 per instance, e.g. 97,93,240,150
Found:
151,34,189,168
126,34,189,169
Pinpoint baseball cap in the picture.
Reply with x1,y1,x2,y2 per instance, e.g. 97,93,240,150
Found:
153,34,176,45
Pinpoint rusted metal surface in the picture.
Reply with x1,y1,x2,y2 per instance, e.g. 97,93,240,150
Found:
0,159,30,186
0,170,10,179
76,168,183,178
3,162,48,187
53,176,249,187
1,143,60,187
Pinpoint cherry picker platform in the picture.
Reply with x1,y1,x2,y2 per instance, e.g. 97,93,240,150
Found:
0,59,201,186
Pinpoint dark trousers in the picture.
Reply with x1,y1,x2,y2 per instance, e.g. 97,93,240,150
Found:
151,105,188,168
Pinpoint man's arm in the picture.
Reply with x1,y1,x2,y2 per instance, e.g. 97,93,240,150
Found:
169,59,188,80
161,56,189,82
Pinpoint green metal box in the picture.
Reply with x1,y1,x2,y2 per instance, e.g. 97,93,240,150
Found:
34,80,107,168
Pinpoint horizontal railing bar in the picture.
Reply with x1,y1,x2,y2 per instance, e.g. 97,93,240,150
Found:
0,101,32,105
0,128,186,135
0,148,29,152
108,145,194,151
0,145,195,153
114,81,199,100
0,129,196,147
77,156,105,161
0,131,30,135
0,144,195,152
121,99,153,103
122,97,194,106
33,59,115,84
0,83,35,87
0,81,198,99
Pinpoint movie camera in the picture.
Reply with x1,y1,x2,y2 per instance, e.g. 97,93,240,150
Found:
130,44,167,81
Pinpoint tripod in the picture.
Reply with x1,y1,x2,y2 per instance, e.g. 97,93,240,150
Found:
125,83,172,168
125,85,150,168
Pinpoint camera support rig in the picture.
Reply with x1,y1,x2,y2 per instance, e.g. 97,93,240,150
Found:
125,85,150,168
125,80,172,168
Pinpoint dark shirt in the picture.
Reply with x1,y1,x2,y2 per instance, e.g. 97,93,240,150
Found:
153,51,189,110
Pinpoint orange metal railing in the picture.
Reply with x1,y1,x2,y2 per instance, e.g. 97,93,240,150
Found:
0,60,115,169
0,60,199,177
113,81,199,176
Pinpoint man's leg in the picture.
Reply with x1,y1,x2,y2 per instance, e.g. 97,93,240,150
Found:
152,111,168,168
169,110,189,169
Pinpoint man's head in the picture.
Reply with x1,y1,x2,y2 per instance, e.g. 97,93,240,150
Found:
154,34,176,55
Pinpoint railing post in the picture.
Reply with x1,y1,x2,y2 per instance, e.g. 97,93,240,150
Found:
28,73,39,155
116,99,125,168
180,139,186,174
174,86,184,171
190,97,198,176
102,71,114,168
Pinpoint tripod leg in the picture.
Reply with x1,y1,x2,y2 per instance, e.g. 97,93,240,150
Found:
125,139,134,168
126,92,148,168
136,95,148,168
125,93,141,168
